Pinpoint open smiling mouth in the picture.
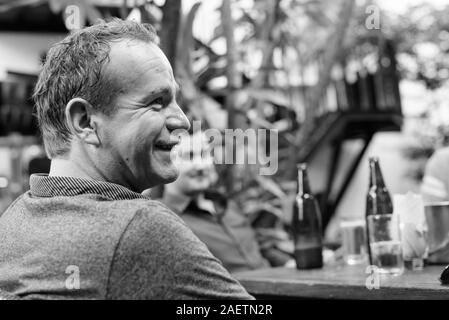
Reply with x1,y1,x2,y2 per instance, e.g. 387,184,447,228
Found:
154,141,178,151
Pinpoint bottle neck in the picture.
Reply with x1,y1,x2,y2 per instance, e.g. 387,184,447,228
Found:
369,160,386,189
366,159,393,216
297,167,311,195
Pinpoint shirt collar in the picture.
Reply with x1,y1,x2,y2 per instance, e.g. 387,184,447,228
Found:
29,174,151,201
162,189,192,214
162,190,218,216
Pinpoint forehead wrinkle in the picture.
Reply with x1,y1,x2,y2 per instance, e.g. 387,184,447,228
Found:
112,57,167,90
105,41,173,91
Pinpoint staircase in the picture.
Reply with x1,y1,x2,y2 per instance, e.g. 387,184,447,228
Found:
296,39,403,229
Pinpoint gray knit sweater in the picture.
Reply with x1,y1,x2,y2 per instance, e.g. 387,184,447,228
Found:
0,174,253,300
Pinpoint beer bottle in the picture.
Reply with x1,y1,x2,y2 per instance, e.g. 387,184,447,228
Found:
292,163,323,269
365,157,393,264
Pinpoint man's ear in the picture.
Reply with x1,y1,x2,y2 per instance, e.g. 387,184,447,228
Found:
65,98,100,146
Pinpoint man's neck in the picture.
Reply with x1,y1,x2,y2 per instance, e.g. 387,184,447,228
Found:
49,158,107,182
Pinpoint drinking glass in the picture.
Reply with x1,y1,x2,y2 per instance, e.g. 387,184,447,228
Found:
367,214,404,275
340,220,367,265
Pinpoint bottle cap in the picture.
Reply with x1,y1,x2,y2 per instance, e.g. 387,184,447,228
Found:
297,163,307,170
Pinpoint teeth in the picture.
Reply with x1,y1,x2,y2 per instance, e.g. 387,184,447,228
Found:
156,142,177,150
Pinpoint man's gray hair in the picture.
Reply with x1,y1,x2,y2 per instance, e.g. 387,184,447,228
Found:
33,18,159,158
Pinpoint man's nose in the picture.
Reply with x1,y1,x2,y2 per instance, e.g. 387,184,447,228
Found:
166,103,190,132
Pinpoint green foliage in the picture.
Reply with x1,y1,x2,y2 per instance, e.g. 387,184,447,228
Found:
388,3,449,90
345,2,449,90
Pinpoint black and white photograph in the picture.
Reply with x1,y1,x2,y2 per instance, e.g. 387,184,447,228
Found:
0,0,448,306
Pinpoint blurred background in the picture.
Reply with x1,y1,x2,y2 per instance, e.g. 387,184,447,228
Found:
0,0,448,243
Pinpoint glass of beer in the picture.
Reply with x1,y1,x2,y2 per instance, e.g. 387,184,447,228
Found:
340,220,367,265
367,214,404,275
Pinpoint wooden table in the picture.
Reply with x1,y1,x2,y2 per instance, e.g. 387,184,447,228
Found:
234,263,449,299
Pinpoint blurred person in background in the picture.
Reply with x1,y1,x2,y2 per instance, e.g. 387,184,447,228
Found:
421,146,449,203
0,19,252,300
162,131,293,273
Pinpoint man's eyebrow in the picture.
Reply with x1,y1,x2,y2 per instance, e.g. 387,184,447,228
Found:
137,86,175,105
